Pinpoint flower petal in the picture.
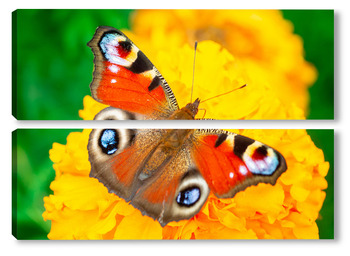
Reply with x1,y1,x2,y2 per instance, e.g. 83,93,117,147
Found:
113,211,163,239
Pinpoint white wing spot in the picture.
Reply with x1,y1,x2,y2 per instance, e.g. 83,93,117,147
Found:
109,65,119,74
239,165,248,175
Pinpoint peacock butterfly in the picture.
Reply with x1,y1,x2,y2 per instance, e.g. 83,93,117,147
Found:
87,26,287,226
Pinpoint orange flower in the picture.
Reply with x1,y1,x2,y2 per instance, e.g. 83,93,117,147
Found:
42,97,329,239
129,10,317,117
110,39,305,120
42,11,327,239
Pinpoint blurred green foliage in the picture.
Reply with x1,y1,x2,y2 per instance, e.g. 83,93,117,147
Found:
13,9,133,120
307,130,334,239
282,10,334,119
12,10,334,239
13,129,79,239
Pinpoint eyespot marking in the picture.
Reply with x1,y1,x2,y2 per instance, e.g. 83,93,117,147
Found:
253,146,268,159
99,33,132,66
119,40,132,53
176,187,201,207
233,135,255,158
99,129,119,155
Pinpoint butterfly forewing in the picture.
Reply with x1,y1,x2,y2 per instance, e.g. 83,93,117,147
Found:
192,129,287,198
88,26,179,119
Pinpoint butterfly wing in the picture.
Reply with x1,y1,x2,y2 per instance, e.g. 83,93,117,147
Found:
130,143,210,227
191,129,287,198
88,26,179,119
88,108,163,199
88,109,209,226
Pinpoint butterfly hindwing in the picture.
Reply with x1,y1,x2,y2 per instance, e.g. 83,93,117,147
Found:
88,108,156,199
192,129,287,198
89,111,287,226
88,26,179,119
130,145,209,226
88,109,210,226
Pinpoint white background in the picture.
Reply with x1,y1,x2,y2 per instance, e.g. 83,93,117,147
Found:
0,0,346,255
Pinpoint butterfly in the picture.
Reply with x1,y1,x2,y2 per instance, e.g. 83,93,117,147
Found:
87,26,287,227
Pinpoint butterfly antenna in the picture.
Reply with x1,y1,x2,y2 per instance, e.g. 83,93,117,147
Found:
190,41,198,103
201,84,247,103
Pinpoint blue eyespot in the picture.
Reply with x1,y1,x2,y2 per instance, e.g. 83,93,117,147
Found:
99,129,119,155
176,187,201,207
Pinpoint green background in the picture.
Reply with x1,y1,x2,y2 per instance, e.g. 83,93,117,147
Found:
283,10,334,120
12,9,334,120
12,10,334,239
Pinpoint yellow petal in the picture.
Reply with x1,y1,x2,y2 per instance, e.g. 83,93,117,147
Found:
113,210,162,239
293,221,319,239
114,200,137,216
49,143,66,163
195,225,257,239
49,174,110,211
290,185,310,202
234,183,285,217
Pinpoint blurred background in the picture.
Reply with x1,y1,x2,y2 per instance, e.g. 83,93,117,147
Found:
12,10,334,239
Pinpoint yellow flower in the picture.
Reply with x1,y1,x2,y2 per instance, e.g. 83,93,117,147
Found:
42,13,327,239
129,10,317,117
114,39,305,120
42,97,329,239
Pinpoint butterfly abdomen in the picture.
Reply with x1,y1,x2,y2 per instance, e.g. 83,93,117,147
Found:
137,129,194,181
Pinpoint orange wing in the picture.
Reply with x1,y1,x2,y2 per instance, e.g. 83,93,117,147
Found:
192,130,287,198
88,26,178,119
88,125,210,227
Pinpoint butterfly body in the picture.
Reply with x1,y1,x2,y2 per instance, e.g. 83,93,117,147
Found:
167,98,200,120
87,26,287,226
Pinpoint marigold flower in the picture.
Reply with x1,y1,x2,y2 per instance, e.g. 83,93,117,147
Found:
109,39,305,120
42,13,327,238
129,10,317,117
43,95,329,239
